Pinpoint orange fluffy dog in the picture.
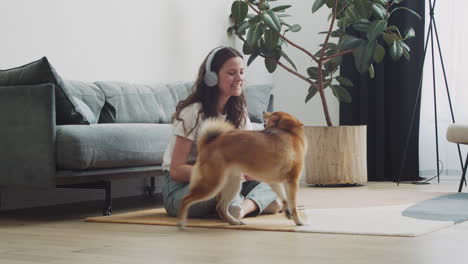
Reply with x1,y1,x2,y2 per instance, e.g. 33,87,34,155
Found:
177,111,308,229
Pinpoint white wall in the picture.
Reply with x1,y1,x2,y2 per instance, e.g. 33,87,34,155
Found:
0,0,276,210
419,1,468,177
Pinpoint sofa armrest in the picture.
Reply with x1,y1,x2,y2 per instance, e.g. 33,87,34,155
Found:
0,84,56,188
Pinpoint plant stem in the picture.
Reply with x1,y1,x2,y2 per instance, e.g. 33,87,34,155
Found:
322,48,355,63
319,0,338,60
314,0,339,126
275,59,319,89
317,62,332,126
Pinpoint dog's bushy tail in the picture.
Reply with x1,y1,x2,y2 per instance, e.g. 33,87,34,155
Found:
198,118,234,148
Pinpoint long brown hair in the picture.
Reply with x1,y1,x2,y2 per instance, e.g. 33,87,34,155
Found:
174,47,247,136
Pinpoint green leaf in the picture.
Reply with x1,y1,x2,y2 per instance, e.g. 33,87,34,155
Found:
390,7,422,20
307,67,320,80
305,85,318,103
281,51,297,71
368,64,375,79
367,20,387,42
344,6,360,22
247,50,260,66
258,2,270,10
319,42,338,51
261,12,279,32
400,40,410,52
336,76,354,87
312,0,325,13
264,29,279,50
354,0,373,18
389,40,403,60
352,19,370,32
340,36,364,51
404,27,415,39
324,60,338,72
371,3,387,20
382,32,398,45
286,24,302,32
402,47,410,60
373,0,388,5
246,23,264,46
324,0,336,8
353,40,377,73
227,26,234,37
373,43,385,63
265,57,278,73
249,14,262,24
271,5,291,12
237,20,253,33
231,1,249,23
331,85,352,103
267,10,282,31
243,41,253,55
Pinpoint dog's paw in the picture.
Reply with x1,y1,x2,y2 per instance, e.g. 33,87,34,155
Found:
178,221,187,231
294,220,307,226
229,220,245,225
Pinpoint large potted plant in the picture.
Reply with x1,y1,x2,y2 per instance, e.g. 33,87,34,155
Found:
228,0,420,184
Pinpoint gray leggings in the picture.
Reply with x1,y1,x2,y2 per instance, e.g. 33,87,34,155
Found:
162,171,278,218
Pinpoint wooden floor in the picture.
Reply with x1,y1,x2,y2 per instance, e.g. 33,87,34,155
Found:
1,177,468,264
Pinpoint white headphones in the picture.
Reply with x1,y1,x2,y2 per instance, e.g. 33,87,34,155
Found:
204,46,225,87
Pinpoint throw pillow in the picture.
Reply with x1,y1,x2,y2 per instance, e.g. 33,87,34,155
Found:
244,84,273,123
71,96,97,124
64,80,106,121
0,57,87,124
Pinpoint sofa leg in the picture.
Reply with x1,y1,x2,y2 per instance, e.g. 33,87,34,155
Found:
103,181,112,216
144,176,156,197
57,181,113,216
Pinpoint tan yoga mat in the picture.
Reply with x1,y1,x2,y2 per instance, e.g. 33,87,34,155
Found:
85,202,454,237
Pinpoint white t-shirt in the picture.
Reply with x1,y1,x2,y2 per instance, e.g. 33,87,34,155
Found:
162,102,252,171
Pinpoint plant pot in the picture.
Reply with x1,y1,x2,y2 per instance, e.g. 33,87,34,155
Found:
304,125,367,185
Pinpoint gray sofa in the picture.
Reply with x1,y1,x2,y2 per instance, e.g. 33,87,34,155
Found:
0,57,273,215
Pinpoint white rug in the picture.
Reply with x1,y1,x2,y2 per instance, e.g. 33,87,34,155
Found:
293,205,454,237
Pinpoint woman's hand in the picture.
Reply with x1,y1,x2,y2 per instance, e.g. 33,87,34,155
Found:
243,174,254,181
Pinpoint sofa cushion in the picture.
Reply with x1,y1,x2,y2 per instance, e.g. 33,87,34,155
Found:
0,57,89,125
155,82,194,123
244,84,273,123
56,123,172,170
95,82,193,124
95,81,193,124
64,80,106,121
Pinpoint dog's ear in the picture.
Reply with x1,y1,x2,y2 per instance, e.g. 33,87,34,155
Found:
263,112,272,121
275,112,303,131
265,112,280,128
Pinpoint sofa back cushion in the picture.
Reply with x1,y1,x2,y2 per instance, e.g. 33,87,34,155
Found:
0,57,90,125
95,81,193,124
94,81,273,124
